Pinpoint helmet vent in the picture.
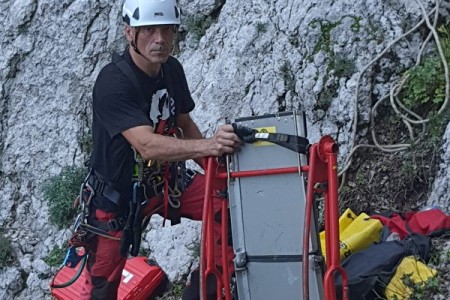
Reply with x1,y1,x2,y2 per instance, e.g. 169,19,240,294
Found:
132,8,140,20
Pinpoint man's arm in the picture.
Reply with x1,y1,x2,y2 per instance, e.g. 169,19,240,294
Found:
177,113,206,167
121,116,239,162
177,113,203,140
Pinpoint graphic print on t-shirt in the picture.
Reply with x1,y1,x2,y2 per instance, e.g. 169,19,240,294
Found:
149,88,175,132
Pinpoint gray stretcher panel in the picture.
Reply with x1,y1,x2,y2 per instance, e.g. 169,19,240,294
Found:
228,111,324,300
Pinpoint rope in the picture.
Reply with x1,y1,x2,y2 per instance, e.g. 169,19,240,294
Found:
339,0,449,189
50,254,87,289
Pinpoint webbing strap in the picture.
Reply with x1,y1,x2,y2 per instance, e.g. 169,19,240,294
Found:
79,223,121,241
113,53,148,113
162,162,170,227
87,172,121,206
88,215,127,232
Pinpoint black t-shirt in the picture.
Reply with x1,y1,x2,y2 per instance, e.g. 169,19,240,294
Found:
90,49,195,211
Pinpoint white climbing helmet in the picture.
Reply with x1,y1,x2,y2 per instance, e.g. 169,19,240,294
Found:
122,0,181,27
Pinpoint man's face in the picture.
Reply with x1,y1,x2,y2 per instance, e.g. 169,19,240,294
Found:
126,24,176,64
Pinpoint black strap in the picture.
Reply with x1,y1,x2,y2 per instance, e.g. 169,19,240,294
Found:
87,215,127,232
232,123,310,155
120,183,148,256
87,172,121,206
112,52,148,112
112,52,177,131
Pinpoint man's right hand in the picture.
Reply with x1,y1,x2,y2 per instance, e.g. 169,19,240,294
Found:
208,124,242,156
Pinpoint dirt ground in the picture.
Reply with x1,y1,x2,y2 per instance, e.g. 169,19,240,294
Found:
336,106,450,299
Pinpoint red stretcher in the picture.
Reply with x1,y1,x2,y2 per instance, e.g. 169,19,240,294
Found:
200,134,349,300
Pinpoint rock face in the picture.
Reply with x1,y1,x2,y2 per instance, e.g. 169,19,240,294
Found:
429,122,450,211
0,0,448,298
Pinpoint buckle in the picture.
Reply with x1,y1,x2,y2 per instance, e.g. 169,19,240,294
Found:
108,217,125,231
186,169,197,180
89,175,105,194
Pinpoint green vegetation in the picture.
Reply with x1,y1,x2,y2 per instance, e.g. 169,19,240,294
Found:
310,19,342,57
398,24,450,152
279,60,296,92
350,16,362,33
187,240,200,259
139,246,150,257
332,56,356,78
78,131,92,159
317,84,337,111
367,17,384,44
341,22,450,216
401,156,417,177
401,25,449,114
42,166,87,228
439,25,450,59
256,22,268,34
429,243,450,268
186,15,213,41
397,273,440,300
424,111,450,147
308,18,359,113
0,232,13,269
44,246,67,267
315,55,355,112
402,57,446,110
309,16,362,57
165,282,185,298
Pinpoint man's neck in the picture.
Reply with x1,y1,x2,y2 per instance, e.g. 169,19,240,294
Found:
129,47,161,78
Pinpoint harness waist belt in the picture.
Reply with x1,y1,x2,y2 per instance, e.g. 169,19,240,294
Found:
88,172,121,206
88,215,127,232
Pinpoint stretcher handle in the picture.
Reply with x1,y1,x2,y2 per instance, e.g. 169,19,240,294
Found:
232,123,310,155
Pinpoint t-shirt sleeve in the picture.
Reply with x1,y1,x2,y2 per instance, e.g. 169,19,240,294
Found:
93,64,151,138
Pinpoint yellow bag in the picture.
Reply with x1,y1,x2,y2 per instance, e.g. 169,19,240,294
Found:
385,256,437,299
320,208,383,262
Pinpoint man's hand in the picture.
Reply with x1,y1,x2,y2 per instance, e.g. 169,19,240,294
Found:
208,124,241,156
122,122,241,162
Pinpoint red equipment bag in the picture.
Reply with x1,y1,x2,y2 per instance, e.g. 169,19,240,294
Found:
51,256,166,300
371,209,450,239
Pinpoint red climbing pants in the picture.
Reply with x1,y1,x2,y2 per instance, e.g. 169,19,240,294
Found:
79,174,234,299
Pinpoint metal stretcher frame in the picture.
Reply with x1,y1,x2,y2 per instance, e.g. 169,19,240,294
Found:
200,111,348,300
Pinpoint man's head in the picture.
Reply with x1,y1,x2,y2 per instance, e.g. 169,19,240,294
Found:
122,0,181,70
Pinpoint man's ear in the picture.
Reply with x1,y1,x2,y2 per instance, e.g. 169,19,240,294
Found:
124,25,133,43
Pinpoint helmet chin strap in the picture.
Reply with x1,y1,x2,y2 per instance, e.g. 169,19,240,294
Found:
130,26,177,58
130,29,160,66
130,30,164,79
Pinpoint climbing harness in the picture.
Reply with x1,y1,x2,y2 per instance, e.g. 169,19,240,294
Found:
119,123,197,255
51,168,127,288
51,171,121,289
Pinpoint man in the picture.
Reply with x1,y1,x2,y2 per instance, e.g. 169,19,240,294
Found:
80,0,240,299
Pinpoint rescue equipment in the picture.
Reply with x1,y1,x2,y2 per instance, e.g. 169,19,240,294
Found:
50,170,122,289
122,0,181,27
334,233,432,300
385,255,437,300
112,52,188,227
51,256,167,300
319,208,383,262
372,209,450,239
51,111,350,299
200,111,348,300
